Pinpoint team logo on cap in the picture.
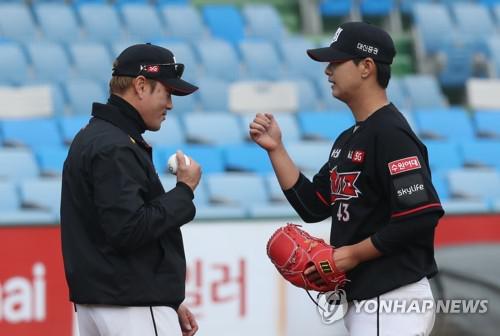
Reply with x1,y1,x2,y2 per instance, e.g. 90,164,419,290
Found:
331,27,343,44
329,166,361,203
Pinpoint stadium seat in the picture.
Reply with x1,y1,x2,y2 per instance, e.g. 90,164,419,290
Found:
172,93,197,113
58,115,90,144
360,0,394,17
34,3,81,44
297,111,354,141
452,3,495,40
26,42,71,84
239,40,284,80
0,181,20,211
0,149,39,181
78,3,124,44
35,146,69,176
287,142,334,172
460,140,500,169
66,79,107,115
240,113,301,144
183,113,245,145
413,3,454,55
387,78,409,110
196,77,229,111
441,199,490,214
431,169,450,201
223,143,273,173
1,118,62,148
181,145,225,173
143,114,186,146
69,42,113,85
161,5,206,42
399,0,433,16
437,38,475,88
0,3,37,42
320,0,352,17
242,4,285,42
154,40,199,81
0,43,29,85
448,169,500,200
265,173,288,203
486,37,500,77
414,107,475,141
19,178,62,215
401,75,447,109
279,37,324,82
197,39,241,81
474,110,500,138
121,4,165,41
202,5,245,45
293,79,320,111
424,140,463,171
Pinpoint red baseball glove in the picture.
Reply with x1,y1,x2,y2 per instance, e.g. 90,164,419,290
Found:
267,223,347,292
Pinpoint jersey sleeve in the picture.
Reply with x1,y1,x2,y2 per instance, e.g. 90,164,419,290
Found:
283,162,332,223
375,129,444,220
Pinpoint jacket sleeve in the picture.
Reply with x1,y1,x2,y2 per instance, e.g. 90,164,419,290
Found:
283,163,332,223
91,144,195,252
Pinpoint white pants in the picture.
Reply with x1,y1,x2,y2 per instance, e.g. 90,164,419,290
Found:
344,278,435,336
76,304,182,336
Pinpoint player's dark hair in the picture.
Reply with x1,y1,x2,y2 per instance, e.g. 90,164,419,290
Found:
353,58,391,89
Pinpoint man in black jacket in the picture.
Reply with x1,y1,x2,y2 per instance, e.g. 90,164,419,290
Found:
61,43,201,336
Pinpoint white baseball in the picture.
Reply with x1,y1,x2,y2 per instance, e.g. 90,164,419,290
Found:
167,153,191,175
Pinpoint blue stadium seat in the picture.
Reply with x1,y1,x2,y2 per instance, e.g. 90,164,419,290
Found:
474,110,500,138
0,181,20,211
143,114,186,146
265,173,288,203
197,39,241,81
437,38,475,88
452,3,495,40
183,113,245,145
461,140,500,169
196,77,229,111
413,3,454,55
181,145,225,173
223,143,273,173
26,42,71,84
486,37,500,77
19,178,62,215
448,168,500,200
202,5,245,45
387,78,409,110
0,149,39,180
1,118,62,148
161,5,206,42
494,4,500,24
480,0,500,8
399,0,433,16
34,3,81,44
240,112,301,144
320,0,352,17
78,3,123,44
297,111,354,141
154,40,198,81
431,169,450,201
66,79,107,115
0,43,29,85
401,75,447,109
360,0,394,17
424,140,463,171
0,4,37,42
287,142,334,172
35,146,69,176
414,107,474,141
69,42,113,85
58,115,90,144
121,4,165,41
242,4,285,42
441,199,490,214
294,79,320,111
25,81,67,116
173,93,197,113
114,0,149,5
239,40,284,80
279,37,324,82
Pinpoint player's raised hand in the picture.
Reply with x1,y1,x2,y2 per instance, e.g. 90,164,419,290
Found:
249,113,282,152
176,150,202,191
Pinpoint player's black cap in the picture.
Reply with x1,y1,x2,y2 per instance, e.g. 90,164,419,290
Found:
112,43,198,96
307,22,396,65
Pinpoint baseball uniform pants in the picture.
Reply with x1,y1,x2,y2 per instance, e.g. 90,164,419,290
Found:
75,304,182,336
344,277,435,336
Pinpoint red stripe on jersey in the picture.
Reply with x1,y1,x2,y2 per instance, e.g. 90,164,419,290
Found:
391,203,442,218
315,191,329,206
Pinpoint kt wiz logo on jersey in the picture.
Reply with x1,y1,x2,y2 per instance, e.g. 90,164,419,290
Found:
330,167,361,203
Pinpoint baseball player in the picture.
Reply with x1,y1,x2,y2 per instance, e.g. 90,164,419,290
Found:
60,44,201,336
250,22,443,335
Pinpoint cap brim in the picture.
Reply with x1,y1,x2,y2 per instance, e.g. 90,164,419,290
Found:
160,78,198,96
307,47,356,63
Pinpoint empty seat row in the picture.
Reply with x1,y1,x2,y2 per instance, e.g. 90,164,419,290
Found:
0,3,285,45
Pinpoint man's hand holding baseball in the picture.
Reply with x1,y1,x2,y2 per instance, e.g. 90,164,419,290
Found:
176,150,201,191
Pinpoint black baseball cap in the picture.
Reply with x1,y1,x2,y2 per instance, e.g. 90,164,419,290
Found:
307,22,396,64
112,43,198,96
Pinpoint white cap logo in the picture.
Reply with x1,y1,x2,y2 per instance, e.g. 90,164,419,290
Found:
331,27,343,44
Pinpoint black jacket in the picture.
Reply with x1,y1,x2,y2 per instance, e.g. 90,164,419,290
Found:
60,95,195,309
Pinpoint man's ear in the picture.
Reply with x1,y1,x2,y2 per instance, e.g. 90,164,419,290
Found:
360,58,375,79
133,76,147,99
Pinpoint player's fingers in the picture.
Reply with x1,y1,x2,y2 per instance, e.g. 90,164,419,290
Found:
186,313,199,336
304,265,317,275
249,121,266,133
176,150,186,168
252,115,271,128
249,128,264,137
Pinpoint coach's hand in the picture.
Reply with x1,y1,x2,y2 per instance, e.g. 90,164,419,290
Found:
176,151,202,191
177,304,198,336
249,113,282,152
